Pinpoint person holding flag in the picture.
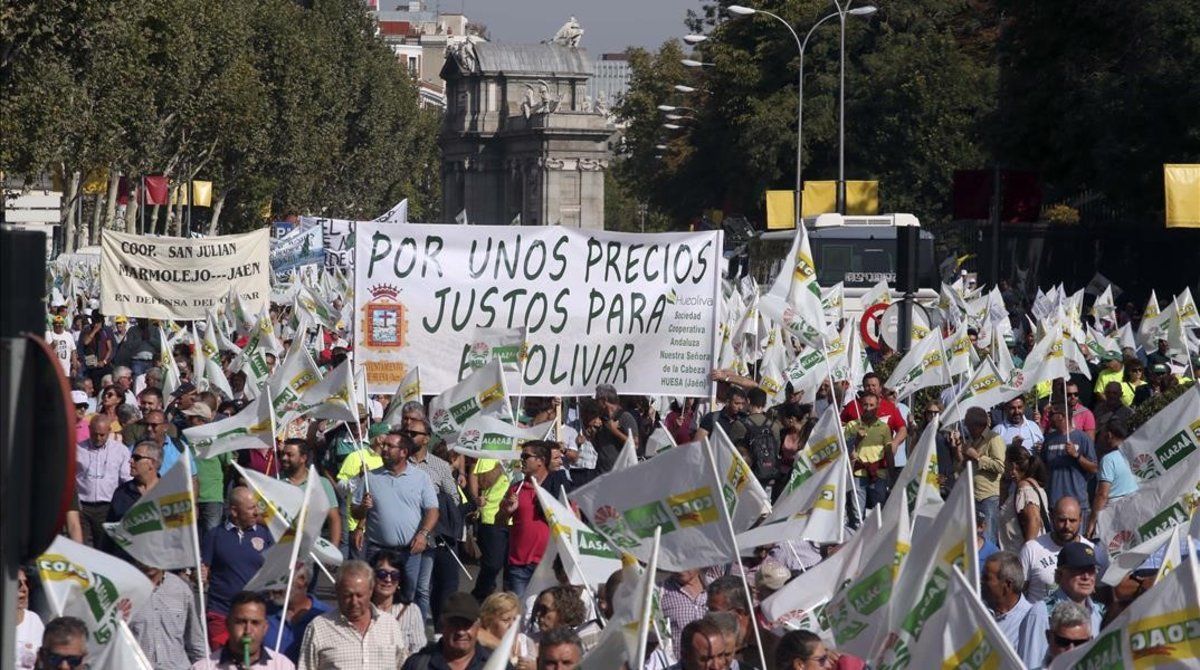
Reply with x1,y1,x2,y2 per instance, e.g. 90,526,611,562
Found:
202,487,275,650
496,441,568,598
194,591,295,669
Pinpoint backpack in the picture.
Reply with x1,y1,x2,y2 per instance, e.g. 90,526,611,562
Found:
740,414,780,482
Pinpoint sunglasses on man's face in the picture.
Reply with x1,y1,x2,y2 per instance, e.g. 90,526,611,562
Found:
41,651,86,668
1053,633,1090,648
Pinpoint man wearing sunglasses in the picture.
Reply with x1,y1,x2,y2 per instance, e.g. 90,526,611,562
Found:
1044,542,1105,634
108,440,162,523
34,616,87,670
1043,600,1092,666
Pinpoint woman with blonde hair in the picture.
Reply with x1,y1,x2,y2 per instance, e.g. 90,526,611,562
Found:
477,592,536,669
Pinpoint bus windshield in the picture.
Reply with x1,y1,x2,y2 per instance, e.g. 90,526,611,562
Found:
748,227,937,290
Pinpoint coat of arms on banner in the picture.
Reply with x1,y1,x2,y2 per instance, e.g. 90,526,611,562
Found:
362,284,407,348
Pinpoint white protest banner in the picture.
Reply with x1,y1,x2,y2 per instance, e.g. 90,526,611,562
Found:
428,359,513,442
270,223,324,274
301,216,359,271
100,228,269,320
1051,541,1200,670
571,440,737,571
354,223,722,396
1120,385,1200,481
104,456,197,569
450,415,555,462
36,537,154,660
1097,454,1200,559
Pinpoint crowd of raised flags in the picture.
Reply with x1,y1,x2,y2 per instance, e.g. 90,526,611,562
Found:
19,220,1200,670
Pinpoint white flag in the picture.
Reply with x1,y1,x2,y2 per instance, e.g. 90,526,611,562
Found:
762,222,828,349
104,456,198,570
904,567,1025,670
612,431,640,471
428,358,513,442
234,463,342,567
244,466,330,592
455,208,468,225
571,440,737,571
884,331,950,400
374,198,409,223
1138,289,1163,346
36,537,154,660
380,366,422,429
296,358,358,423
890,418,947,523
941,358,1021,425
267,335,323,426
769,406,845,521
821,488,912,658
531,484,622,592
862,279,893,309
450,415,554,462
736,447,845,551
1051,538,1200,669
157,324,181,398
943,321,973,378
874,467,977,669
197,318,234,399
711,424,773,532
645,422,677,456
1119,384,1200,481
1096,450,1200,559
184,389,275,459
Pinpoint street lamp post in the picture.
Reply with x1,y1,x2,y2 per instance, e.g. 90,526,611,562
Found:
729,3,875,222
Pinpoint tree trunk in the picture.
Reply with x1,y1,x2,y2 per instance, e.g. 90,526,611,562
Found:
209,191,228,235
124,177,140,233
61,169,81,253
88,193,102,245
104,168,120,230
150,203,161,235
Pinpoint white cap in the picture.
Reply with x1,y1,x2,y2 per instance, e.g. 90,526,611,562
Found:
71,390,89,405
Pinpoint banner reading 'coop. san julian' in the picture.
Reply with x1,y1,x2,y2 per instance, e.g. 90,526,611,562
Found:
353,223,723,396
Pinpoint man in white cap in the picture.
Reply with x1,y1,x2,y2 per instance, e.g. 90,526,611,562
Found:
45,315,78,378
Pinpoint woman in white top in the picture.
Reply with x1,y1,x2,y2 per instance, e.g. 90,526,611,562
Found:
15,567,44,669
997,445,1051,552
369,550,427,653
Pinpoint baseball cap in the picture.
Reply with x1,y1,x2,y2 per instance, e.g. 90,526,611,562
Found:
171,381,197,398
439,592,480,624
368,423,391,439
1058,542,1098,570
52,315,66,325
71,390,89,406
1150,363,1169,375
181,403,213,421
114,315,128,324
756,560,791,592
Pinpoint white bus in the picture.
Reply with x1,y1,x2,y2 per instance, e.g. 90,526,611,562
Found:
747,214,939,322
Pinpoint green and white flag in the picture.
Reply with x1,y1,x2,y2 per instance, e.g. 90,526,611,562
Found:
571,440,737,571
1119,384,1200,481
184,389,275,459
941,358,1021,425
380,366,422,429
465,326,529,373
233,463,342,567
428,358,512,442
873,466,977,670
736,445,845,551
267,335,323,426
884,331,950,401
36,537,154,661
904,567,1024,670
645,421,677,457
296,358,358,423
770,406,845,521
244,466,330,592
529,484,622,597
762,223,829,349
156,323,181,398
450,415,554,462
891,418,947,523
711,423,773,532
104,456,197,570
1050,538,1200,670
943,321,973,379
820,488,912,659
1101,523,1182,586
1096,451,1200,559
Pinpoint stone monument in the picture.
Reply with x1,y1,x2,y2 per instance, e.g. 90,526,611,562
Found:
439,21,614,228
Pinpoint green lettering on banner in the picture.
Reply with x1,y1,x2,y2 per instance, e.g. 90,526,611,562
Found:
784,463,814,495
1136,503,1189,542
1074,629,1124,670
84,574,119,621
481,433,514,451
450,397,481,425
123,500,164,536
577,529,618,558
1155,430,1196,471
899,567,950,639
623,501,676,538
847,564,892,617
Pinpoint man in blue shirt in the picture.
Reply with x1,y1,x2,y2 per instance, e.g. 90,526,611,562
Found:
352,430,439,622
144,408,198,477
264,563,331,663
202,486,274,651
1041,404,1098,518
981,551,1049,668
1044,542,1105,635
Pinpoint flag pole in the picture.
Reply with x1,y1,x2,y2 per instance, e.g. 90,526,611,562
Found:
275,468,316,652
821,336,862,526
556,484,605,624
703,438,769,670
634,525,662,667
965,461,980,594
184,457,214,670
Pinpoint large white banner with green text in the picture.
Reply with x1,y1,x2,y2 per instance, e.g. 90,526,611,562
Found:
353,224,722,396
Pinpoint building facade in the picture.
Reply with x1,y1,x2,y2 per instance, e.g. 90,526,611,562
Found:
439,42,615,228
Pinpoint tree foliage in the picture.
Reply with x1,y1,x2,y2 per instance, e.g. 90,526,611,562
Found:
1,0,441,237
